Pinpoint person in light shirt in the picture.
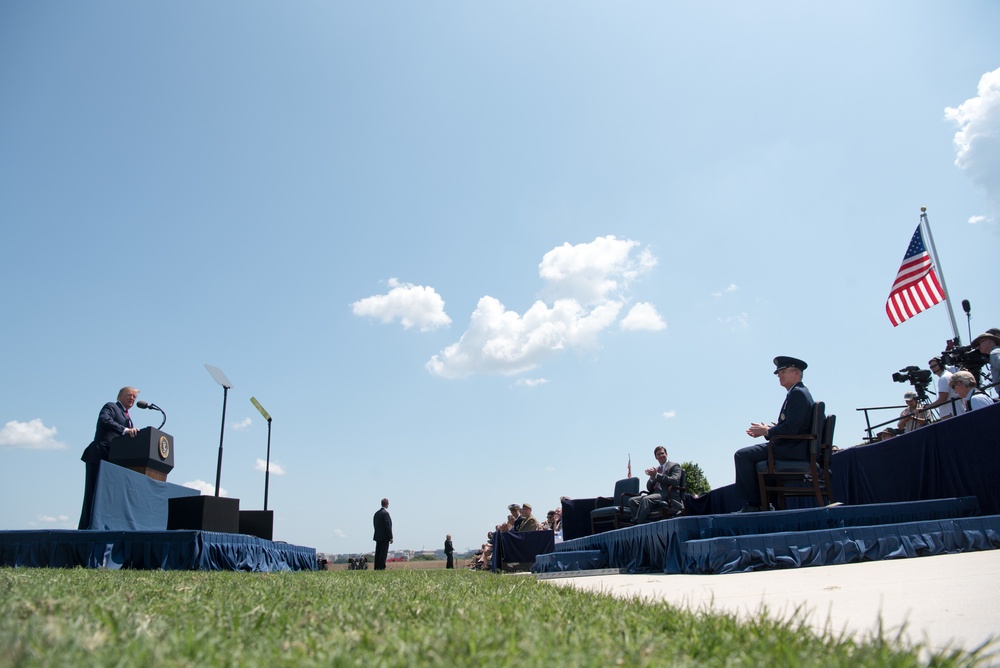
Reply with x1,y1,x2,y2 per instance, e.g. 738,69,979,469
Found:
949,371,994,415
924,357,955,419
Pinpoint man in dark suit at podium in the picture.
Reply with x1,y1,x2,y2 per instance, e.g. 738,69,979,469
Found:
372,498,393,570
78,386,140,529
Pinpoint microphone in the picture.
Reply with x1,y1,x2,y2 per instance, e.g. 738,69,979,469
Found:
962,299,971,315
135,401,166,428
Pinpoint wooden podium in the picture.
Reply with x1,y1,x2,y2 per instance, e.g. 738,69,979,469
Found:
108,427,174,482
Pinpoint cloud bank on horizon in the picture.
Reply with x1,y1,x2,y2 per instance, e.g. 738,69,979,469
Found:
352,235,667,379
946,65,1000,222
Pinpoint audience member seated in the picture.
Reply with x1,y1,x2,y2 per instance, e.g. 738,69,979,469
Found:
897,391,931,432
627,445,683,523
541,506,562,527
468,531,495,570
515,503,539,531
507,503,523,531
950,370,995,414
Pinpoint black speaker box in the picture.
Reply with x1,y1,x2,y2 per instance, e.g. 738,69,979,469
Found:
167,495,240,533
239,510,274,540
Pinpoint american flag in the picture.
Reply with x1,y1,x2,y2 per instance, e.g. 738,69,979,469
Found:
627,455,631,478
885,225,946,327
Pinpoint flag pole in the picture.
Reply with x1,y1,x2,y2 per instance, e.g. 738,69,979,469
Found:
919,207,961,344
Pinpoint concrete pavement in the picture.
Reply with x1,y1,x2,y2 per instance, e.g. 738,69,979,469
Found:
542,549,1000,661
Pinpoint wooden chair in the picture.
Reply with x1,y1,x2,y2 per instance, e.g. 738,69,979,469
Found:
757,401,837,510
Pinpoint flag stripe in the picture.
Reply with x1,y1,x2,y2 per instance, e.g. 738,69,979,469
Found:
885,225,945,327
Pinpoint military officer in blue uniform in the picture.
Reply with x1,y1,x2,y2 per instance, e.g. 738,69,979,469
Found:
733,356,815,512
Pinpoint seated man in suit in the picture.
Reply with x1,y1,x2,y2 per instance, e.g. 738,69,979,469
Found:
627,445,683,523
733,356,815,513
78,386,141,529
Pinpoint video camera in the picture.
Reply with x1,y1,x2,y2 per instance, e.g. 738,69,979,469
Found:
892,366,932,386
891,366,933,402
940,343,989,377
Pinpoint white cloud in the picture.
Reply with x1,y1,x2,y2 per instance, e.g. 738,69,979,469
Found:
182,480,228,497
427,236,660,378
37,514,70,523
719,312,750,330
0,419,67,450
712,283,739,297
426,296,622,378
232,417,252,431
968,215,990,224
662,410,677,420
946,67,1000,205
255,458,286,475
332,528,346,539
620,302,667,331
538,235,655,305
351,278,452,331
515,378,549,388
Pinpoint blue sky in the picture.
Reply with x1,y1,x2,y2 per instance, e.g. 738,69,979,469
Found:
1,2,998,556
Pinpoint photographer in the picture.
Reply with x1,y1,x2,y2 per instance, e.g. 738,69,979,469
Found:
897,391,930,433
971,331,1000,393
923,357,956,419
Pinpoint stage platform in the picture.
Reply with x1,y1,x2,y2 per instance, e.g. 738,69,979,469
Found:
0,529,317,572
1,461,317,571
539,404,1000,576
535,497,1000,575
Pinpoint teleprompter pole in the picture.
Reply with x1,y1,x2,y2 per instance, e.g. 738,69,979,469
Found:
205,364,234,498
250,396,273,511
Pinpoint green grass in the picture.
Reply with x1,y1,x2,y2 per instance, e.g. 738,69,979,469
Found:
0,568,986,667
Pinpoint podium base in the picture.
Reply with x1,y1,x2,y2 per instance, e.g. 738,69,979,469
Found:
125,465,167,482
168,496,240,533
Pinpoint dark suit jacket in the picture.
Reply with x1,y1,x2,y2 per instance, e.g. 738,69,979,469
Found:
444,540,454,556
647,460,683,499
81,401,132,463
373,507,393,542
766,382,815,460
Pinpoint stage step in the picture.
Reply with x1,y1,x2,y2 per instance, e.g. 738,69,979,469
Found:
532,497,995,576
683,515,1000,574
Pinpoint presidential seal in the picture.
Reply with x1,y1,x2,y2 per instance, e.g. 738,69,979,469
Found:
158,435,170,460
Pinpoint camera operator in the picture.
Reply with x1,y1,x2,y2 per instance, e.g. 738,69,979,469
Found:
923,357,956,419
949,370,995,415
971,330,1000,393
897,391,930,433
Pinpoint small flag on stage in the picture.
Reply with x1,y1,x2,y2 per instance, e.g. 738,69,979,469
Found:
627,454,631,478
885,225,946,327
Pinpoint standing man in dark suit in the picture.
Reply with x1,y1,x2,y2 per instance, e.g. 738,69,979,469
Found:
78,386,141,529
733,356,815,513
372,497,393,570
444,534,454,569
